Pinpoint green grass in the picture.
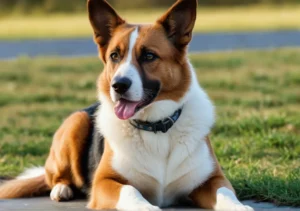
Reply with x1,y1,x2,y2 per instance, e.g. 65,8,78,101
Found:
0,49,300,206
1,5,300,40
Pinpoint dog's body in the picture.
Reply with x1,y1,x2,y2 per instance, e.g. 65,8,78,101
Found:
95,63,215,208
0,0,253,210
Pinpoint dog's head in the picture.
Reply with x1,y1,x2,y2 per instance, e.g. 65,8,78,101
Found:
88,0,197,120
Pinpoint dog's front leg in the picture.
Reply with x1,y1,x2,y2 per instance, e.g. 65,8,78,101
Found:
88,182,160,211
116,185,161,211
45,111,91,201
214,186,254,211
189,138,253,211
87,141,160,211
190,173,253,211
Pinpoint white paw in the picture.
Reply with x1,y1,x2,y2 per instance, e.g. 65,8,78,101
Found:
217,204,254,211
116,185,161,211
214,187,254,211
215,201,254,211
233,204,254,211
50,183,73,201
122,204,161,211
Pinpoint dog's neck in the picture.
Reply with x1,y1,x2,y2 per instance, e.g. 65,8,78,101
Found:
129,107,182,133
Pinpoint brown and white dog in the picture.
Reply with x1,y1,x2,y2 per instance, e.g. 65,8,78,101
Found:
0,0,253,210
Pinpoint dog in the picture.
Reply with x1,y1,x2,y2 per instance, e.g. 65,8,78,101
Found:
0,0,254,210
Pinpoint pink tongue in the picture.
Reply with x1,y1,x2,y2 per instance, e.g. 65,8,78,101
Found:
114,99,140,120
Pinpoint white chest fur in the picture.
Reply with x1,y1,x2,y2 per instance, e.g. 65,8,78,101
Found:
96,66,216,207
111,133,214,207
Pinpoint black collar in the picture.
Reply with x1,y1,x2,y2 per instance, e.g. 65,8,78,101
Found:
130,108,182,133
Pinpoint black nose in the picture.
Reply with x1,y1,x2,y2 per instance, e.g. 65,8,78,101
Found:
112,77,132,95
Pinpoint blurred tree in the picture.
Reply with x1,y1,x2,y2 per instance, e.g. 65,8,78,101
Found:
149,0,176,7
1,0,300,15
13,0,41,14
43,0,85,13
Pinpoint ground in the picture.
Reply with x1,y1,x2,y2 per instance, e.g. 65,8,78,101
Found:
0,49,299,207
1,5,300,40
1,198,300,211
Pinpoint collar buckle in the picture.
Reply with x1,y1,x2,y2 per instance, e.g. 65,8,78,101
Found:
152,123,157,134
160,120,168,133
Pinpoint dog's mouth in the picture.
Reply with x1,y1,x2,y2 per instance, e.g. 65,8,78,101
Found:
114,89,158,120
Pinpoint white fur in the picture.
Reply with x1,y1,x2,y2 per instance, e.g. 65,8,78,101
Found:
97,61,216,207
16,166,45,180
116,185,161,211
214,187,254,211
110,27,143,102
50,183,73,201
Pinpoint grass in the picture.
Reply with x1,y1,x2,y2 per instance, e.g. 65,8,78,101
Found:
0,49,300,206
1,5,300,40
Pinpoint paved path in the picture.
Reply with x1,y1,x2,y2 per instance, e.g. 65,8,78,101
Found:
0,198,299,211
1,30,300,60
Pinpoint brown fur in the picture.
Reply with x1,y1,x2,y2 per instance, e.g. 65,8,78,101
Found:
97,25,137,99
134,24,192,102
94,7,194,104
45,111,91,192
88,0,125,62
0,111,91,199
87,140,127,210
157,0,197,49
189,137,234,209
0,175,49,199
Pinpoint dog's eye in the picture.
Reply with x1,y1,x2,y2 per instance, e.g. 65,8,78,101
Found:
110,52,120,62
142,52,157,62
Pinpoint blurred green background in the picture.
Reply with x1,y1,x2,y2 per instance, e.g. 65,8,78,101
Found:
1,0,300,15
1,0,300,40
0,0,300,207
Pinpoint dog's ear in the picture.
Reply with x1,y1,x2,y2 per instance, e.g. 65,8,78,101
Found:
157,0,197,50
87,0,125,59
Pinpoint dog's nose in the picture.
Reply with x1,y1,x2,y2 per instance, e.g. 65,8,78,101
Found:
112,77,132,95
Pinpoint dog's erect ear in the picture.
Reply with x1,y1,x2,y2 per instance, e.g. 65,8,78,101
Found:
88,0,125,57
157,0,197,50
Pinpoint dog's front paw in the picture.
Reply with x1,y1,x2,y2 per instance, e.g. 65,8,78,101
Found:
215,203,254,211
122,204,161,211
115,185,162,211
214,187,254,211
50,183,73,201
232,204,254,211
